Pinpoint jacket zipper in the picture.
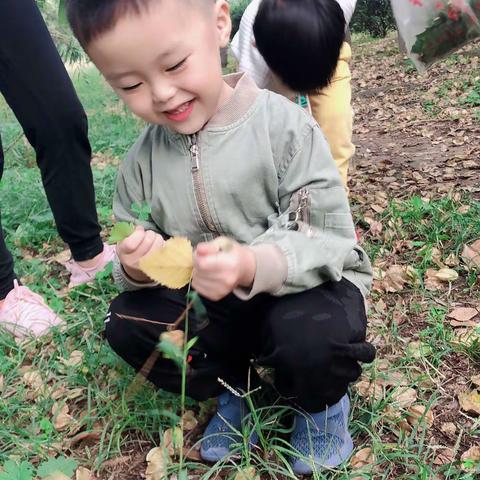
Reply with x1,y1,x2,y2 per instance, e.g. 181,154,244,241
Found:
189,134,217,232
297,188,310,225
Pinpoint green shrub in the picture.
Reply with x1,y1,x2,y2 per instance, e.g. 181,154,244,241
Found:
351,0,396,38
230,0,252,38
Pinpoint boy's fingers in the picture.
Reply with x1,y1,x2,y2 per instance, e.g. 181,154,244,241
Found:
195,242,220,257
136,230,157,256
120,227,146,252
145,234,165,256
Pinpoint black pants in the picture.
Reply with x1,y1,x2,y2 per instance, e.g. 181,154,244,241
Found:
106,279,376,412
0,0,102,299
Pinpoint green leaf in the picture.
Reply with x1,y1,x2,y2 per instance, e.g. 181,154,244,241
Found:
178,469,189,480
108,221,135,244
132,201,152,222
37,457,77,478
187,291,210,331
0,461,34,480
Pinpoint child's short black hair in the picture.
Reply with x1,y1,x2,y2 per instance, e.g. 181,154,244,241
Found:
253,0,345,93
66,0,153,47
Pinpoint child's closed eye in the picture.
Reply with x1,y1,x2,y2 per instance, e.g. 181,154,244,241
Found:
166,58,187,73
122,82,143,92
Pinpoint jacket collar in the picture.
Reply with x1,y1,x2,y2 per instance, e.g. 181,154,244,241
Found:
164,72,261,141
207,72,261,128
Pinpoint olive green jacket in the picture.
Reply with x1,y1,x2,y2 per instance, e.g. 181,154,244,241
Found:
113,73,372,299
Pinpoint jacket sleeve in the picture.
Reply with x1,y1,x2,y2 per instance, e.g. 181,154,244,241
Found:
112,132,161,291
235,122,357,299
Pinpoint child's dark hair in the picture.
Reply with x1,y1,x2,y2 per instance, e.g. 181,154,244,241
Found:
66,0,154,47
253,0,345,93
67,0,214,48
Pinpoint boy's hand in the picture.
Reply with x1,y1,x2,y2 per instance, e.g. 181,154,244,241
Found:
117,226,165,282
192,238,256,301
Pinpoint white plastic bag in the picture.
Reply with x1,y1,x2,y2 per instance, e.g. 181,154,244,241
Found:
391,0,480,71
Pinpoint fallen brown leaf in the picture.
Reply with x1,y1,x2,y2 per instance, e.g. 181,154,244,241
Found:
448,307,478,322
181,410,198,431
460,445,480,472
163,427,183,457
406,404,434,429
52,402,74,431
234,467,260,480
471,374,480,388
354,380,384,402
76,467,97,480
433,447,455,466
145,447,169,480
440,422,457,436
390,386,417,408
350,446,375,469
60,350,84,368
458,390,480,416
462,239,480,270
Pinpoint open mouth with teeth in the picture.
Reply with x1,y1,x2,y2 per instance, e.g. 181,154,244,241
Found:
164,100,195,122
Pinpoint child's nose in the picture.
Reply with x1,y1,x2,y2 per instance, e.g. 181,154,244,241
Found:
151,80,176,105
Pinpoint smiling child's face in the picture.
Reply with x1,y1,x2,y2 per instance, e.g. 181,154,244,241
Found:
87,0,232,134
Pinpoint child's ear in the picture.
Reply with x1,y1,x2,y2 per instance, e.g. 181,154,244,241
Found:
214,0,232,48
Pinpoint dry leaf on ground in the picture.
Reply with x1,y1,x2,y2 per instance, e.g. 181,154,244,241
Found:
445,253,460,267
448,307,479,327
43,474,71,480
234,467,260,480
23,370,47,399
440,422,457,436
390,387,417,408
407,404,434,429
354,380,384,402
462,239,480,270
76,467,96,480
435,268,459,282
350,447,375,469
52,402,74,431
163,427,184,457
139,237,193,289
380,265,419,292
145,447,169,480
181,410,198,431
471,374,480,388
60,350,84,368
406,340,433,359
459,390,480,416
424,269,446,291
433,447,455,466
460,445,480,472
452,328,480,348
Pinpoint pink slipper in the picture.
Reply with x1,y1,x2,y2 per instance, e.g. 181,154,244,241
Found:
0,280,63,338
65,243,116,288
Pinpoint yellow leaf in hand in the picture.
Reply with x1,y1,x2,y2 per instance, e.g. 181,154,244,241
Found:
139,237,193,289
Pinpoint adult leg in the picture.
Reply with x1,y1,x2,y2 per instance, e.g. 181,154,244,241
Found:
0,134,17,299
0,0,102,261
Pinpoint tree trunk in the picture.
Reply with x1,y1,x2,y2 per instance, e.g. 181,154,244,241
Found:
398,30,408,54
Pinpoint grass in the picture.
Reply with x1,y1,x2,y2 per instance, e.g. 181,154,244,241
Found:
1,47,480,479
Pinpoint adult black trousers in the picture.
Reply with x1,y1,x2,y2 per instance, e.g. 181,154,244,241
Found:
0,0,102,298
